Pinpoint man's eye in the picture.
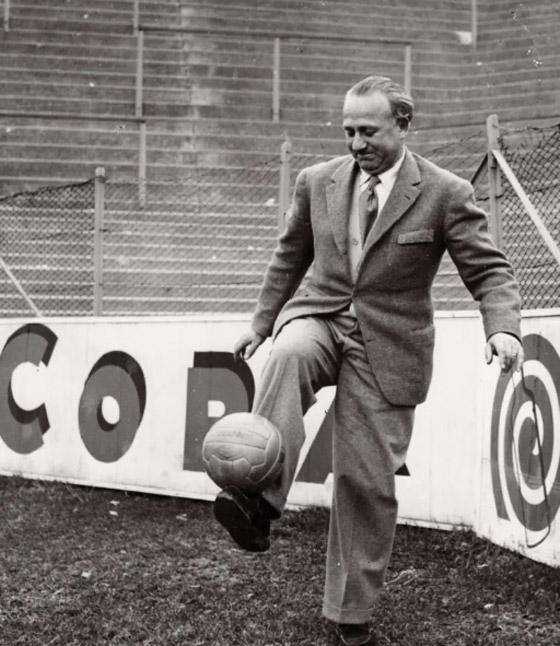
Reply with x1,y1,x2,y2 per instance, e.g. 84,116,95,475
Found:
364,130,377,137
344,130,355,137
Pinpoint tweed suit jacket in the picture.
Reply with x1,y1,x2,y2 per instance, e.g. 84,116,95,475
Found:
251,149,522,406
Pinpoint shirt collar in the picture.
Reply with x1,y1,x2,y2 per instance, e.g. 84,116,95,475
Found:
359,146,407,188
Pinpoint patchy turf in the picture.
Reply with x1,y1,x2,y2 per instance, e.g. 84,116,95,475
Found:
0,476,558,646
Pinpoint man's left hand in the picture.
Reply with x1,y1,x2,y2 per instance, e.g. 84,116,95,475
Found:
485,332,524,372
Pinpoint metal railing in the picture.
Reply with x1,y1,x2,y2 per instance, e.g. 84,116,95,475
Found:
0,111,148,205
3,0,9,32
471,0,478,50
134,23,413,123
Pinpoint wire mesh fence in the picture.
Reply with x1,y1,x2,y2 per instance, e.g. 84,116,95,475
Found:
102,157,281,315
499,123,560,310
416,130,489,311
0,122,558,318
0,180,95,317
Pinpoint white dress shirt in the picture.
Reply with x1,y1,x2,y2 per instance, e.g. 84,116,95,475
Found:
347,148,407,284
344,148,407,317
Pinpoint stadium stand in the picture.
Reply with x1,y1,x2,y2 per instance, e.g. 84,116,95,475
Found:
0,0,558,316
0,0,558,190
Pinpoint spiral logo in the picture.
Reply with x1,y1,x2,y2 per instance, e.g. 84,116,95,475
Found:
490,334,560,535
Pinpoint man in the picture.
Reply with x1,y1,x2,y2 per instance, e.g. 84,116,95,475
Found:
214,76,524,646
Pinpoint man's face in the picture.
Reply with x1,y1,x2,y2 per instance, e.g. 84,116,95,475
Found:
342,91,408,175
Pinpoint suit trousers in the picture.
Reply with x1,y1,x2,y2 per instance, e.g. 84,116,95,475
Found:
253,313,415,624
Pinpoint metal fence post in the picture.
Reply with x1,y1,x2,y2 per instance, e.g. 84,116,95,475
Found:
133,0,139,34
135,29,144,118
272,37,281,122
404,44,412,95
471,0,478,50
138,121,147,207
93,167,106,316
278,140,291,233
3,0,10,32
486,114,503,250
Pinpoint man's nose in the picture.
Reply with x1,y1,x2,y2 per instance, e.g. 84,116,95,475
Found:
351,134,367,151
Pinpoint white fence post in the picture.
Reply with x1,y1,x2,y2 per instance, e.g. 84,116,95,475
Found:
135,29,144,118
138,121,147,207
404,44,412,95
93,167,106,316
272,37,281,122
3,0,10,32
471,0,478,50
486,114,503,250
133,0,139,34
278,140,291,232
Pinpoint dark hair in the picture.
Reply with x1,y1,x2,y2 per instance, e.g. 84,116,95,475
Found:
346,76,414,128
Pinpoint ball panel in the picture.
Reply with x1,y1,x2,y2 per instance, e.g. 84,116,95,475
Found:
206,455,253,489
203,430,269,450
203,443,268,469
202,413,284,493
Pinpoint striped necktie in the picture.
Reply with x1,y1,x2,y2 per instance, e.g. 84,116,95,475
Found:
359,174,380,244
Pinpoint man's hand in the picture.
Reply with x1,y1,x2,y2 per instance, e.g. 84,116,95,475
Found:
485,332,524,373
234,329,266,362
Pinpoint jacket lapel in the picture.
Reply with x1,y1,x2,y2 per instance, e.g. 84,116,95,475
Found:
363,150,421,252
326,156,358,256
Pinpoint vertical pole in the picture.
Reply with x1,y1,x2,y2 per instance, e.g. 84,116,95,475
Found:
4,0,10,32
135,29,144,118
471,0,478,50
138,121,147,207
278,140,291,233
487,114,503,250
272,37,281,122
403,44,412,96
133,0,139,34
93,167,106,316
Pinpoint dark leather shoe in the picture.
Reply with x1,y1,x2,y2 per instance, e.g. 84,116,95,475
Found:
337,623,377,646
214,486,274,552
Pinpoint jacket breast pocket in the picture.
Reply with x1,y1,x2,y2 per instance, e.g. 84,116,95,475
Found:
397,229,434,244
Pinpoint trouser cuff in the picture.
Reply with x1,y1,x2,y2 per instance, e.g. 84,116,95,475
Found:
322,598,378,624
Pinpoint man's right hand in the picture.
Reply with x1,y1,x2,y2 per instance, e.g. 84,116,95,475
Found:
234,329,266,362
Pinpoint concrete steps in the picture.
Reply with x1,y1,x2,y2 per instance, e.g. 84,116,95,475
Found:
0,0,557,316
171,0,470,22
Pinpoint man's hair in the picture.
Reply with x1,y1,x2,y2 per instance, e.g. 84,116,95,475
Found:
346,76,414,128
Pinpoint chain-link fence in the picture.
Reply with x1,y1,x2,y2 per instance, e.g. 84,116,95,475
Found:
498,124,560,310
0,180,95,316
102,158,281,315
0,123,558,318
418,131,489,311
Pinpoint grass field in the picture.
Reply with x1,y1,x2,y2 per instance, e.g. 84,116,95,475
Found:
1,475,559,646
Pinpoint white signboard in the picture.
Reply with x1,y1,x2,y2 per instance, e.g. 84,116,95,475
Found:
0,312,557,567
476,311,560,567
